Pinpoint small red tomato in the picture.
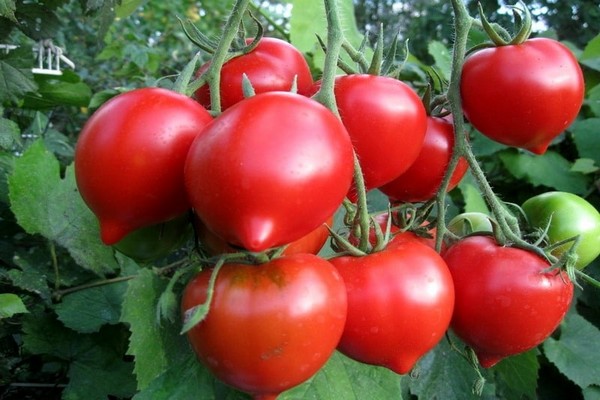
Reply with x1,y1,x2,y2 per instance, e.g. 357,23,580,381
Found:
443,235,574,368
461,38,584,154
195,37,314,111
181,254,347,399
380,116,468,202
330,242,454,374
75,88,213,244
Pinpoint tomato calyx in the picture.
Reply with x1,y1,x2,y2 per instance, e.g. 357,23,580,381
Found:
471,1,533,50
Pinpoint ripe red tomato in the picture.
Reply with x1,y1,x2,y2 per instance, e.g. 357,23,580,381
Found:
330,242,454,374
195,37,314,111
442,235,574,368
184,92,354,252
461,38,584,154
330,74,427,197
181,254,347,399
194,215,333,257
379,116,468,202
74,88,213,245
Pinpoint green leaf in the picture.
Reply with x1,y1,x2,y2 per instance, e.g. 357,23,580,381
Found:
115,0,144,18
281,351,404,399
8,140,118,276
409,338,481,400
0,46,38,104
580,33,600,71
583,386,600,400
458,171,490,214
14,3,61,40
493,350,539,400
0,293,28,318
544,312,600,389
499,150,588,194
55,281,128,333
571,158,599,174
573,118,600,166
22,312,88,358
0,117,20,150
0,0,17,22
586,84,600,117
121,269,180,390
427,41,451,81
9,250,53,302
23,71,92,109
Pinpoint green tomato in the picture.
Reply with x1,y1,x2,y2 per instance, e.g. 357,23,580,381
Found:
448,212,494,237
522,192,600,270
113,214,191,263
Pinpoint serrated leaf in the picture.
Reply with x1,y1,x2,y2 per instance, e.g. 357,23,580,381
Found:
64,356,136,400
22,312,88,358
281,351,404,399
0,293,28,318
0,46,38,103
572,118,600,166
8,140,118,276
427,41,451,81
409,338,481,400
494,349,539,400
55,281,128,333
543,313,600,389
0,0,17,22
9,250,53,302
571,158,599,174
499,150,588,194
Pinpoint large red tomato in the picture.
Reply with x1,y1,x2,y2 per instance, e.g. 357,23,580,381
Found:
442,235,574,368
380,116,468,202
181,254,347,399
331,74,427,197
184,92,354,252
74,88,213,245
330,241,454,374
461,38,584,154
195,37,314,111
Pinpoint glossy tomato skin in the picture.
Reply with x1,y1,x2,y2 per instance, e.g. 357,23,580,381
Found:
195,215,334,256
443,235,574,368
195,37,314,111
332,74,427,196
380,116,468,202
75,88,213,245
184,92,354,252
181,254,347,399
522,191,600,270
330,242,455,374
114,214,191,262
461,38,584,154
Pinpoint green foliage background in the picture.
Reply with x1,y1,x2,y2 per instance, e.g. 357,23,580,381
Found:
1,0,600,399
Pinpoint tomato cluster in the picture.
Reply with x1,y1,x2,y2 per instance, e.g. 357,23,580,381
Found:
73,29,594,398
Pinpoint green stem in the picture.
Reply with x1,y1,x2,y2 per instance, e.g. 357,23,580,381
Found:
352,152,372,252
205,0,252,113
54,275,135,301
49,241,60,292
248,2,290,41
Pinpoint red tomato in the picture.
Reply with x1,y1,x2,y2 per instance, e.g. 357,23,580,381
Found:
330,242,454,374
184,92,354,252
461,38,584,154
194,215,334,256
379,116,468,202
74,88,213,244
181,254,347,399
195,37,314,111
442,235,574,368
330,74,427,197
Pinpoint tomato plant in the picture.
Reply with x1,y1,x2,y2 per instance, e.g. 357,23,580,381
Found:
330,241,454,374
379,116,468,203
522,191,600,270
328,74,427,197
74,87,213,245
442,235,574,368
184,91,354,252
181,254,347,399
460,38,584,154
195,37,314,111
447,212,494,237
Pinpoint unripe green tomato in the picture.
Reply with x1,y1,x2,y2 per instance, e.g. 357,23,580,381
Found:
113,214,191,263
522,192,600,270
448,212,494,237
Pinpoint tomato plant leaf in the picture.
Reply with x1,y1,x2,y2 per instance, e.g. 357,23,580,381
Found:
408,338,482,400
0,0,17,22
498,150,588,195
427,40,451,81
64,356,136,400
0,117,20,150
458,171,490,214
543,312,600,389
9,250,53,302
572,118,600,167
281,351,405,399
55,281,128,333
493,349,539,400
8,140,118,276
0,293,28,318
0,46,38,104
580,33,600,72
